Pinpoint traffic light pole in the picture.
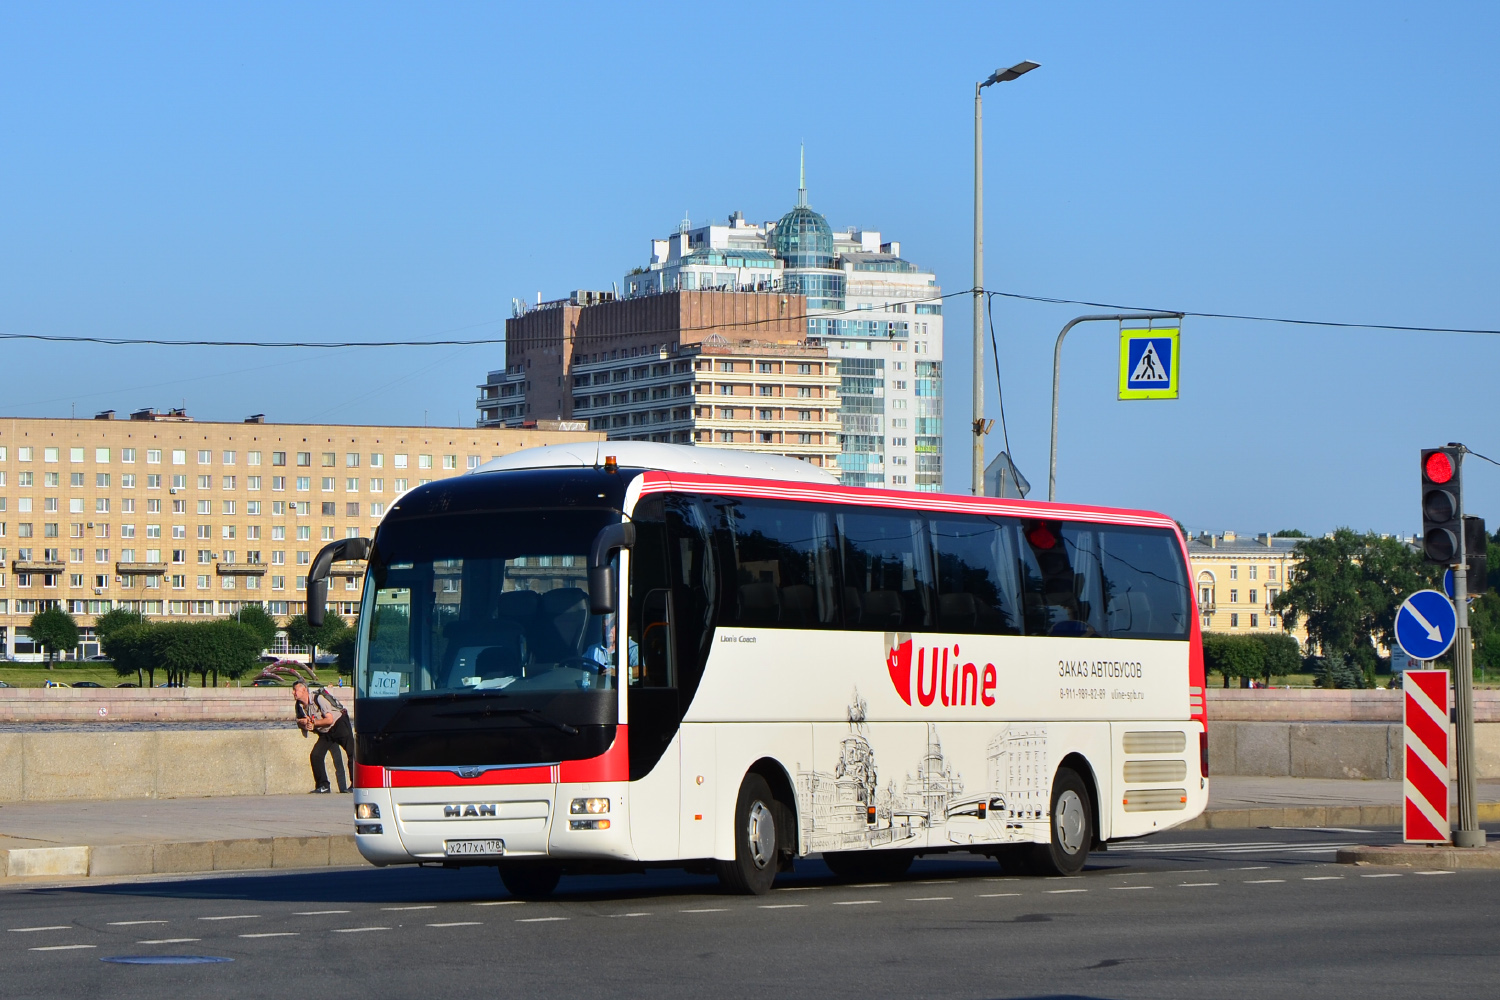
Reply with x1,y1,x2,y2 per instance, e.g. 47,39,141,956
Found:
1452,447,1482,848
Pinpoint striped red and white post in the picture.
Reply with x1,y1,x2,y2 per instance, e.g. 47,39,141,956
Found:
1403,669,1451,844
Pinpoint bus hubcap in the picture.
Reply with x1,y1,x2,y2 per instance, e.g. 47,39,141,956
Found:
1055,790,1086,854
747,800,776,869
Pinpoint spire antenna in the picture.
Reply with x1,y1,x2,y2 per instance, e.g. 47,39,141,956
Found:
797,142,807,207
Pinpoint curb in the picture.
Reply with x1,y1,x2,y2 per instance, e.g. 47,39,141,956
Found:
1336,844,1500,869
1178,801,1500,831
2,835,361,880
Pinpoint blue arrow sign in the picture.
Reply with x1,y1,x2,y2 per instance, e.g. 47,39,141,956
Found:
1442,568,1476,602
1395,589,1457,661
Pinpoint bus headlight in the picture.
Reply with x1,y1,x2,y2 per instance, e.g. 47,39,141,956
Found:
356,803,380,820
569,819,611,831
570,797,610,815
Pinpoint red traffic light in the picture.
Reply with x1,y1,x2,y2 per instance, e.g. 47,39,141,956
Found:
1425,451,1454,484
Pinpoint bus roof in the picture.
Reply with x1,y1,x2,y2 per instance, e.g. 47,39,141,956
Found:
472,441,838,484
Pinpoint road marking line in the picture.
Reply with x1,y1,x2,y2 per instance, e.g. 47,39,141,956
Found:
107,921,167,926
198,915,260,921
427,922,482,927
1180,882,1218,887
608,913,650,918
833,900,879,906
1303,876,1344,881
240,932,299,938
679,908,727,913
1244,879,1285,884
331,927,390,933
516,917,568,923
294,910,350,915
978,892,1022,897
1111,886,1153,891
1361,873,1404,878
29,944,96,952
9,926,70,933
776,886,823,891
758,904,807,909
1232,866,1271,871
915,879,957,884
381,905,437,911
1416,870,1455,875
472,901,525,906
1046,889,1087,894
1162,869,1210,874
137,938,200,944
906,896,955,901
851,883,891,888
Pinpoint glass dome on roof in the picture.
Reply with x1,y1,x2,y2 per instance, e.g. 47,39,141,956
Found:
773,205,835,269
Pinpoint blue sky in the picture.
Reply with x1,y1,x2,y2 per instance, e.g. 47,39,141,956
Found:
2,2,1496,534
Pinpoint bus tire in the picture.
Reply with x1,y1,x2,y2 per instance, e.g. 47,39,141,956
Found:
823,849,913,882
1028,767,1092,877
499,863,561,900
716,774,780,895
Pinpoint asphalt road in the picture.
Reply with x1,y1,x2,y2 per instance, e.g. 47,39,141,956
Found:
3,826,1497,999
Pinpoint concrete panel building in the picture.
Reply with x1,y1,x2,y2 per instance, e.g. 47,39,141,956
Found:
0,411,601,660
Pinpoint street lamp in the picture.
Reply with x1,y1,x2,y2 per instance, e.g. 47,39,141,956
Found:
972,60,1039,496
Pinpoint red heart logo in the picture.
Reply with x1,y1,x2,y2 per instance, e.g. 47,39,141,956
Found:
887,638,913,706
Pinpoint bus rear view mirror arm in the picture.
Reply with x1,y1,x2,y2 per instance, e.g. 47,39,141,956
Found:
588,522,636,615
307,537,372,627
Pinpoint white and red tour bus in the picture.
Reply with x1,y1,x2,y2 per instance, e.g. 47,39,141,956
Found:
307,442,1207,897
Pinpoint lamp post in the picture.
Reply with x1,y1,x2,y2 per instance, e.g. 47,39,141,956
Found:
972,60,1039,496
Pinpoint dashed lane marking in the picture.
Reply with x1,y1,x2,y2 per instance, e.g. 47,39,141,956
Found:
472,901,525,906
1180,882,1219,887
381,905,437,911
107,921,168,926
978,893,1022,897
758,904,807,909
331,927,390,933
516,917,569,923
832,900,880,906
608,913,650,918
1245,879,1285,884
1303,876,1344,881
240,932,299,938
1361,873,1404,878
1111,886,1153,891
294,911,350,916
1232,866,1271,871
776,886,822,891
1046,889,1087,894
679,908,727,913
1416,871,1455,875
137,938,200,944
29,945,95,952
9,926,70,933
907,896,955,901
198,915,260,921
427,922,483,927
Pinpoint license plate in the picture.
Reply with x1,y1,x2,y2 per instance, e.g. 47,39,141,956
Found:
444,839,506,857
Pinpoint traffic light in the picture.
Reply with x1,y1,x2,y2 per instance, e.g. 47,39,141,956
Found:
1420,447,1463,563
1466,516,1488,597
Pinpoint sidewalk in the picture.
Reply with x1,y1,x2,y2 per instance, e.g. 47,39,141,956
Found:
3,778,1499,882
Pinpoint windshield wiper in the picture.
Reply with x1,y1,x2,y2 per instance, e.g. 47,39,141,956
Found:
431,706,579,736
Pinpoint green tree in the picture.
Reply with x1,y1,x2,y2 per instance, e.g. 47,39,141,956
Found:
1202,633,1266,687
1469,590,1500,682
1249,631,1303,683
151,621,208,687
286,611,348,671
104,623,159,687
232,603,279,652
1273,529,1435,686
1273,529,1308,538
284,613,316,663
95,608,149,684
28,607,79,667
194,620,264,687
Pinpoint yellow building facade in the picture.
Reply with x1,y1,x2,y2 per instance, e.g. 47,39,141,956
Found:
0,412,600,660
1185,531,1308,647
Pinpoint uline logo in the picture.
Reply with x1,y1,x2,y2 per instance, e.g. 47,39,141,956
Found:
443,804,498,818
886,634,997,708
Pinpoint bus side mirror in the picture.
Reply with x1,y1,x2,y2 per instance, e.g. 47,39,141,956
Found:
588,522,636,615
307,537,371,627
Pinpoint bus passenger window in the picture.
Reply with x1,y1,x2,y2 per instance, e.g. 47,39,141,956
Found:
634,588,675,687
1018,520,1101,637
930,516,1022,635
1097,527,1190,638
840,509,932,631
720,499,839,628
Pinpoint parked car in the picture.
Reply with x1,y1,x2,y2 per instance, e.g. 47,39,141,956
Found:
115,683,137,688
0,681,9,688
73,681,103,688
87,654,114,662
43,680,71,688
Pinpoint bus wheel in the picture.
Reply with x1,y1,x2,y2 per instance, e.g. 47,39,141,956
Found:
499,863,561,900
823,850,913,882
1029,768,1092,877
716,774,780,895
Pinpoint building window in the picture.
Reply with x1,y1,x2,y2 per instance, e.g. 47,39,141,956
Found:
1250,614,1259,628
272,452,286,466
1229,589,1238,603
296,477,310,491
1268,566,1277,581
1248,565,1258,580
1229,565,1238,580
1249,589,1258,604
321,477,334,492
1229,613,1239,628
321,453,336,467
296,452,311,467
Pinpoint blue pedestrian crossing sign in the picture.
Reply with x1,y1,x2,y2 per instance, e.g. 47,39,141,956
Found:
1118,328,1181,400
1395,589,1458,661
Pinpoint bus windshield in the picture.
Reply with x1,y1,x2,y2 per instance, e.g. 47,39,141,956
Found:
356,508,621,701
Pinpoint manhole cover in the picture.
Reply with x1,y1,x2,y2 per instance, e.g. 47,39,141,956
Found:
101,955,234,965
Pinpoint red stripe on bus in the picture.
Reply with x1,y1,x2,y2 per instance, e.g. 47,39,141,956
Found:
558,727,628,783
353,763,386,789
388,765,554,787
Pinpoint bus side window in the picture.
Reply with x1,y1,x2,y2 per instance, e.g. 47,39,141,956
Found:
721,498,840,629
1097,526,1190,638
665,494,716,704
628,497,676,688
840,508,933,632
637,588,676,687
930,515,1022,635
